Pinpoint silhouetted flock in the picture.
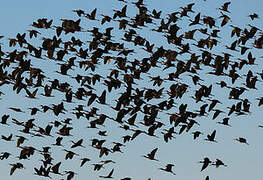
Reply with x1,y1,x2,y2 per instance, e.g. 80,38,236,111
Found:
0,0,262,179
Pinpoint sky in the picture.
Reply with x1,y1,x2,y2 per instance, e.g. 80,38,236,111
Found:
0,0,263,180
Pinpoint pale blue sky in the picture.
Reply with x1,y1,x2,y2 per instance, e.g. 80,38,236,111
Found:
0,0,263,180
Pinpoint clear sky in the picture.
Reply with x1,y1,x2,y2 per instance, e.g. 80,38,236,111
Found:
0,0,263,180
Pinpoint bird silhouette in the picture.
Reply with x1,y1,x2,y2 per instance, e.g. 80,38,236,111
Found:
70,139,85,148
205,130,217,143
99,168,114,178
51,162,62,175
80,158,90,167
199,157,212,171
143,148,158,161
212,159,227,168
159,164,176,175
10,163,24,175
235,137,249,145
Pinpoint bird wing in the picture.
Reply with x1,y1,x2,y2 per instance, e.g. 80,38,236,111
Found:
150,148,158,157
211,130,216,139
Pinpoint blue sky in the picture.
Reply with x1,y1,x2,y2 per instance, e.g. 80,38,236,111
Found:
0,0,263,180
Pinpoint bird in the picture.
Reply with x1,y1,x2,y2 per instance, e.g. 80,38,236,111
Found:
100,160,116,164
64,149,79,160
10,163,24,175
70,139,85,148
212,159,227,168
212,109,224,120
0,152,11,160
85,8,97,20
248,13,259,20
64,171,76,180
52,137,63,146
235,137,249,145
25,88,38,99
199,157,212,171
219,12,231,27
97,90,107,104
1,134,13,141
208,99,221,112
143,148,158,161
8,107,24,113
205,130,217,142
51,162,62,174
93,163,104,171
80,158,90,167
73,9,85,17
192,131,203,139
218,2,231,12
99,168,114,178
159,164,176,175
121,178,131,180
189,13,201,26
217,117,231,126
1,114,10,125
